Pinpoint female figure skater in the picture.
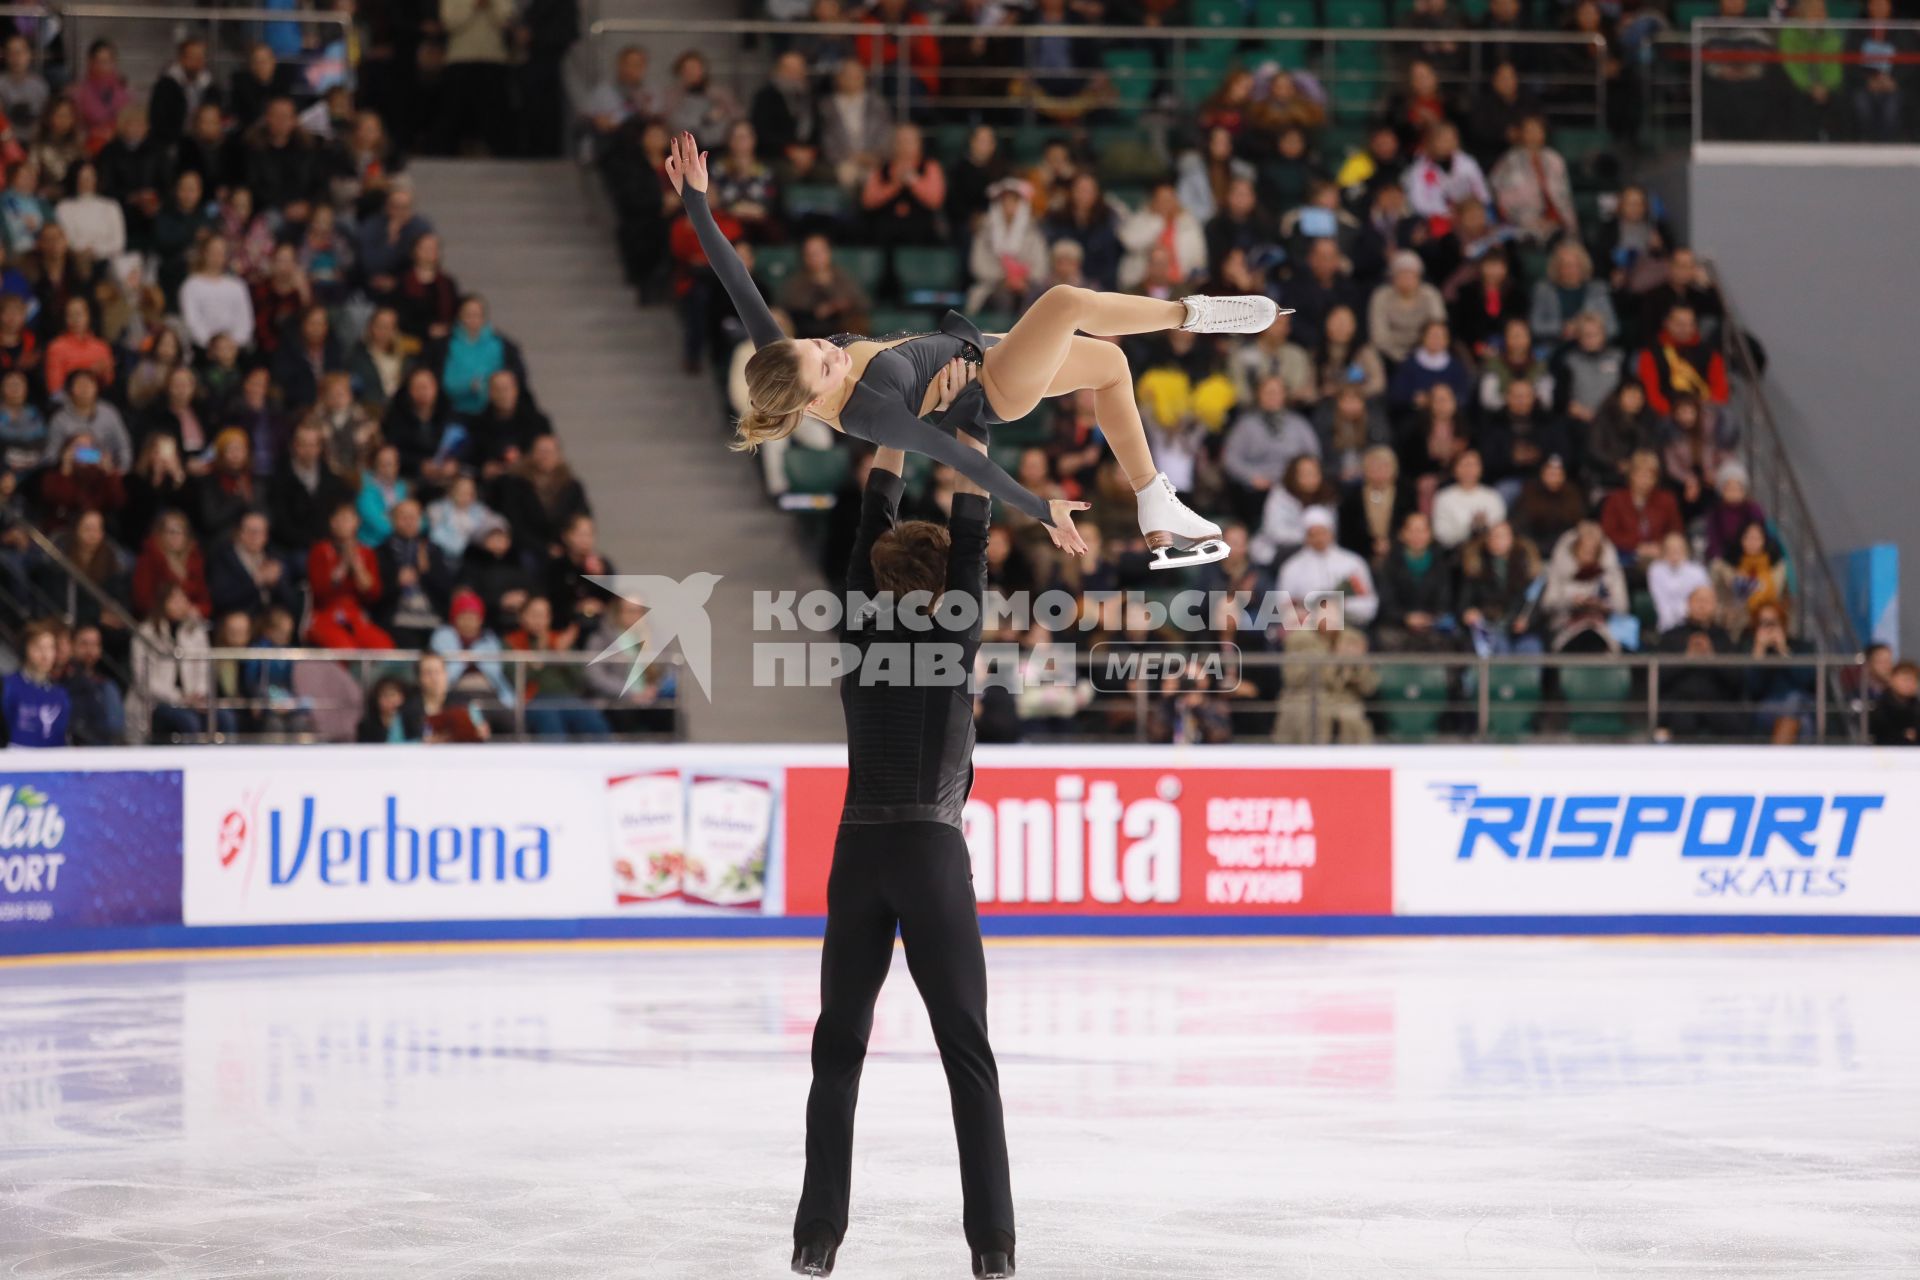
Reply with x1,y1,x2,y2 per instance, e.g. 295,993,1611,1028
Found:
666,132,1286,570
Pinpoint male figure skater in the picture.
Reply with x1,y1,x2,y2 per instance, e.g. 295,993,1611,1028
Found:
793,362,1038,1279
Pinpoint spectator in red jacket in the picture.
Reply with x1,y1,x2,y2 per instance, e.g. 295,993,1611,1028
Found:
38,434,126,534
1635,304,1729,416
1599,448,1683,570
306,501,394,649
131,508,210,618
855,0,942,101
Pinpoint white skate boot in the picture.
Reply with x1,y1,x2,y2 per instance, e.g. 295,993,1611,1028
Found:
1135,472,1229,571
1178,294,1292,335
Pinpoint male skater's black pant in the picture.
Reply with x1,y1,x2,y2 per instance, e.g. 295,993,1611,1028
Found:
795,820,1014,1253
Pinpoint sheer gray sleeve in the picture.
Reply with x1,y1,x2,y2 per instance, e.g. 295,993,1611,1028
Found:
682,187,784,350
846,395,1053,526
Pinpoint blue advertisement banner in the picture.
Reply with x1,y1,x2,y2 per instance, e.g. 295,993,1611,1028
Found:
0,771,184,929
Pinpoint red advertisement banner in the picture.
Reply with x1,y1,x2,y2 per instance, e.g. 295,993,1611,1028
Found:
786,766,1392,916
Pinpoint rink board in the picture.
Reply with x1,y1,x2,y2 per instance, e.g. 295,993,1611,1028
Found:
3,745,1918,956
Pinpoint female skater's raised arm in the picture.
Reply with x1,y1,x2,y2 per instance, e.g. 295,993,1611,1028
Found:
666,133,784,350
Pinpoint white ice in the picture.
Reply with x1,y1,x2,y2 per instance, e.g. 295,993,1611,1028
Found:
1,938,1917,1278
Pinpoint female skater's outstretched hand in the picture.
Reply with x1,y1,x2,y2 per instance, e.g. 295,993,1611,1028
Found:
664,132,709,194
1045,502,1091,556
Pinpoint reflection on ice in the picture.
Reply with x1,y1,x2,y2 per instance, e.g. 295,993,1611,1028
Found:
0,939,1915,1277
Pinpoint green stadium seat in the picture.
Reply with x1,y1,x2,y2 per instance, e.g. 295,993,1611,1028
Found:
1327,0,1386,31
971,308,1017,336
1378,663,1449,740
1561,665,1634,737
893,246,963,307
1007,124,1053,165
1176,43,1241,100
988,442,1026,480
838,246,886,293
1675,0,1719,25
1088,125,1166,183
754,244,799,293
786,182,850,219
1255,0,1318,29
1827,0,1862,15
927,121,974,162
1320,122,1369,162
1485,664,1542,739
783,446,850,502
1102,48,1160,113
1325,1,1386,117
869,306,937,336
1257,38,1310,71
1192,0,1246,29
996,404,1055,447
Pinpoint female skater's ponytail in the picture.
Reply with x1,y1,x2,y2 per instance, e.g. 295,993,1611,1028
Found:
732,344,811,452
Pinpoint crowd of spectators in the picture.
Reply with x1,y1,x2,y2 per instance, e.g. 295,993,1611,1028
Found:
583,1,1913,745
0,30,671,747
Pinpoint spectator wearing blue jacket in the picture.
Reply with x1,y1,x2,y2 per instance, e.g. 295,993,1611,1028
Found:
3,619,70,747
1387,319,1474,418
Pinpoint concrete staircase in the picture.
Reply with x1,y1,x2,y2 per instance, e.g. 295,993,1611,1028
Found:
408,159,839,743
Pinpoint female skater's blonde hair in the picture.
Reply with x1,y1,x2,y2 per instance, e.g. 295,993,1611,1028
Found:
732,343,810,452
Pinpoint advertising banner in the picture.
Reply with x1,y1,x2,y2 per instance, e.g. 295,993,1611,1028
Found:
0,770,183,930
785,764,1393,916
1393,754,1920,916
182,755,788,925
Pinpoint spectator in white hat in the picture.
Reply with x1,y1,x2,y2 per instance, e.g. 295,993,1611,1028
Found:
1277,505,1378,627
967,176,1047,312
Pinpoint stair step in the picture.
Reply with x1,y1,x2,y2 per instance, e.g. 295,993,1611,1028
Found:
409,156,837,743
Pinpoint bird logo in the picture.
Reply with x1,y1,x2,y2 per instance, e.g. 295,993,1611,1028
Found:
587,573,723,700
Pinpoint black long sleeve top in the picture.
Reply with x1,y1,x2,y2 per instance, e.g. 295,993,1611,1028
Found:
682,186,1054,525
837,466,989,830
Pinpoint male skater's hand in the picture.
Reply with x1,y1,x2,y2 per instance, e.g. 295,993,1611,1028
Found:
933,357,975,412
664,133,709,194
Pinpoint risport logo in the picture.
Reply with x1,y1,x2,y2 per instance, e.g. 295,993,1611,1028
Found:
218,794,554,889
0,783,66,895
1429,782,1888,899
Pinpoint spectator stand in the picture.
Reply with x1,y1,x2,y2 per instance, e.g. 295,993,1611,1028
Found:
0,4,690,748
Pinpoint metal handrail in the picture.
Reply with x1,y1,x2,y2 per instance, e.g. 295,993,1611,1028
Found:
585,16,1610,130
1703,256,1857,656
588,16,1607,48
13,516,166,659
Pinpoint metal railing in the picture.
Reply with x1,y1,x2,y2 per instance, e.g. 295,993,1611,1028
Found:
586,16,1610,134
145,645,685,744
1020,647,1870,745
1707,257,1855,661
1,3,354,89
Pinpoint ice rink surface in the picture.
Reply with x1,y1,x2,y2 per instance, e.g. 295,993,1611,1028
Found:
1,937,1917,1279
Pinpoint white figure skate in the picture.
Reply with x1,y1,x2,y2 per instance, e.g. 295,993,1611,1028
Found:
1179,294,1292,335
1136,472,1229,571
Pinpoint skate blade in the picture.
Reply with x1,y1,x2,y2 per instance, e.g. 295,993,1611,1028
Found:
1148,539,1229,570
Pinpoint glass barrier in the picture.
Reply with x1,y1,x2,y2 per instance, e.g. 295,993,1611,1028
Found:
1692,18,1920,145
586,16,1611,138
51,645,1866,748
